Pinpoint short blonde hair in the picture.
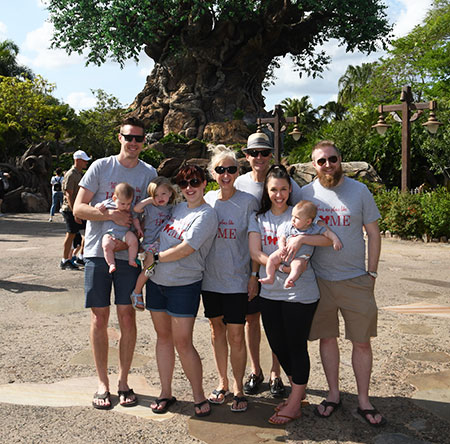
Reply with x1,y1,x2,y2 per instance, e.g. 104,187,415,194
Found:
147,176,177,204
207,144,238,176
293,200,318,220
114,182,135,200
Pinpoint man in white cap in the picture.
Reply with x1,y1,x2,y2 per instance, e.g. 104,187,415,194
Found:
234,132,302,398
60,150,91,269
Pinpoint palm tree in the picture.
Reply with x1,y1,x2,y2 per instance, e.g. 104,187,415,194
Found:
337,63,375,106
281,96,320,132
318,101,347,122
0,39,34,79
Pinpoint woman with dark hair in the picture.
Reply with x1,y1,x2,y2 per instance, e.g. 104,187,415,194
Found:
145,165,218,417
248,165,331,424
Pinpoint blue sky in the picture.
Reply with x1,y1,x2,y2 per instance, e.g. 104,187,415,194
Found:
1,0,433,112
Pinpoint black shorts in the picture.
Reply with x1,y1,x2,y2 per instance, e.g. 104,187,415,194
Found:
246,281,262,315
202,291,248,324
62,210,86,234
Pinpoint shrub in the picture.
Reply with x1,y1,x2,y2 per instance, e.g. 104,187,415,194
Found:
159,132,189,144
140,147,165,168
383,192,424,238
373,188,397,233
232,108,245,120
420,187,450,238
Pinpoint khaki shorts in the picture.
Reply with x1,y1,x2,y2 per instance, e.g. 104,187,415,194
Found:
309,274,377,343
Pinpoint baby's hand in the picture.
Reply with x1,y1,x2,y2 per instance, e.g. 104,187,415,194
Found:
333,239,343,251
95,202,107,212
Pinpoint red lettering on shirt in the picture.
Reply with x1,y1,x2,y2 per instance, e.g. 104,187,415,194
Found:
217,228,237,239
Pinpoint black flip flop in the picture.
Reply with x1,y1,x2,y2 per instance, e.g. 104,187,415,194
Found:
314,400,342,418
357,407,387,427
194,399,211,417
118,388,138,407
151,396,177,414
92,391,112,410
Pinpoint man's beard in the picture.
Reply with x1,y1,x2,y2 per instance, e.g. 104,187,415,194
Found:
317,165,343,188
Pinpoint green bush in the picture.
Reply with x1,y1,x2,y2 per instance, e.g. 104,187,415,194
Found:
232,108,245,120
420,187,450,238
159,132,189,144
383,192,424,238
140,147,165,168
373,188,396,233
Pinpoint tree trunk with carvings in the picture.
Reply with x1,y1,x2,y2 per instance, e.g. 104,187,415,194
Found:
130,21,270,139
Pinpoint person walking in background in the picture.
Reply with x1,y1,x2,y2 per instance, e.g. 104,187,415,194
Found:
73,117,157,410
60,150,90,270
49,167,64,222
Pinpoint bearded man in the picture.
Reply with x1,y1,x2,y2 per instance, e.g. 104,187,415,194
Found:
299,140,385,426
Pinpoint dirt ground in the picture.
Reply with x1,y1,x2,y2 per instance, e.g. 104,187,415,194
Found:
0,213,449,444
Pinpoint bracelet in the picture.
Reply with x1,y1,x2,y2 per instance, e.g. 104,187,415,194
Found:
251,271,258,277
153,252,160,264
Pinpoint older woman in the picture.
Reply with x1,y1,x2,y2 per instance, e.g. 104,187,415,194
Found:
145,165,218,417
248,165,331,425
202,145,259,412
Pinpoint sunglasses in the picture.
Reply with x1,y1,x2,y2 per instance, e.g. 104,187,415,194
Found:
214,165,238,175
177,178,203,189
121,133,145,143
316,156,338,166
247,149,272,158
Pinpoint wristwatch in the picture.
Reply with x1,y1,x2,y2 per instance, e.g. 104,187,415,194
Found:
153,252,160,264
368,271,378,278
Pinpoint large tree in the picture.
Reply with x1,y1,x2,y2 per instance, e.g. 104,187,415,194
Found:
48,0,391,137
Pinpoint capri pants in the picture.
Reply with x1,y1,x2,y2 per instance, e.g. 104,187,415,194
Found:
260,297,318,385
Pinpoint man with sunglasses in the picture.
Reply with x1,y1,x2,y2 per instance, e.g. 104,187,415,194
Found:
234,132,302,398
74,117,157,410
299,140,385,426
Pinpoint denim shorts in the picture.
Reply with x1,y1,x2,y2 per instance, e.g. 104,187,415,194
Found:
84,257,140,308
146,279,202,318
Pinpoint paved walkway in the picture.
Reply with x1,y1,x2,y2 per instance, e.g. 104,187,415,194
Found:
0,213,449,444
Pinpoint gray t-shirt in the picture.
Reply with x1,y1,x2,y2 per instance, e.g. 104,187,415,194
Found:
150,202,218,286
142,203,173,247
79,155,157,260
279,221,325,260
234,171,302,205
248,207,320,304
99,198,130,240
202,189,259,293
301,177,380,281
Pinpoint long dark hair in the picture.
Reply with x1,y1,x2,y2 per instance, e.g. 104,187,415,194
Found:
257,164,292,215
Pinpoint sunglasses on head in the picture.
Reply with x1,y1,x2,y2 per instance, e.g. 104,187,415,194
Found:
316,156,338,166
246,149,272,158
121,133,145,143
177,178,202,189
214,165,238,175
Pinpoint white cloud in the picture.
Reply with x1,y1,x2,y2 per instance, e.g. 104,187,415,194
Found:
0,21,7,39
393,0,433,38
65,92,97,111
22,22,85,69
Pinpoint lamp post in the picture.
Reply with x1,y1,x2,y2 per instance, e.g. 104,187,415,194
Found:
372,85,442,192
257,104,301,165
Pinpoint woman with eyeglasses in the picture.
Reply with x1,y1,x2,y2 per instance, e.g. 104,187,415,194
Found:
145,165,218,417
248,164,332,425
201,145,259,413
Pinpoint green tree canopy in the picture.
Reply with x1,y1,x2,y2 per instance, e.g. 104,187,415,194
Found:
0,39,34,80
48,0,391,137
